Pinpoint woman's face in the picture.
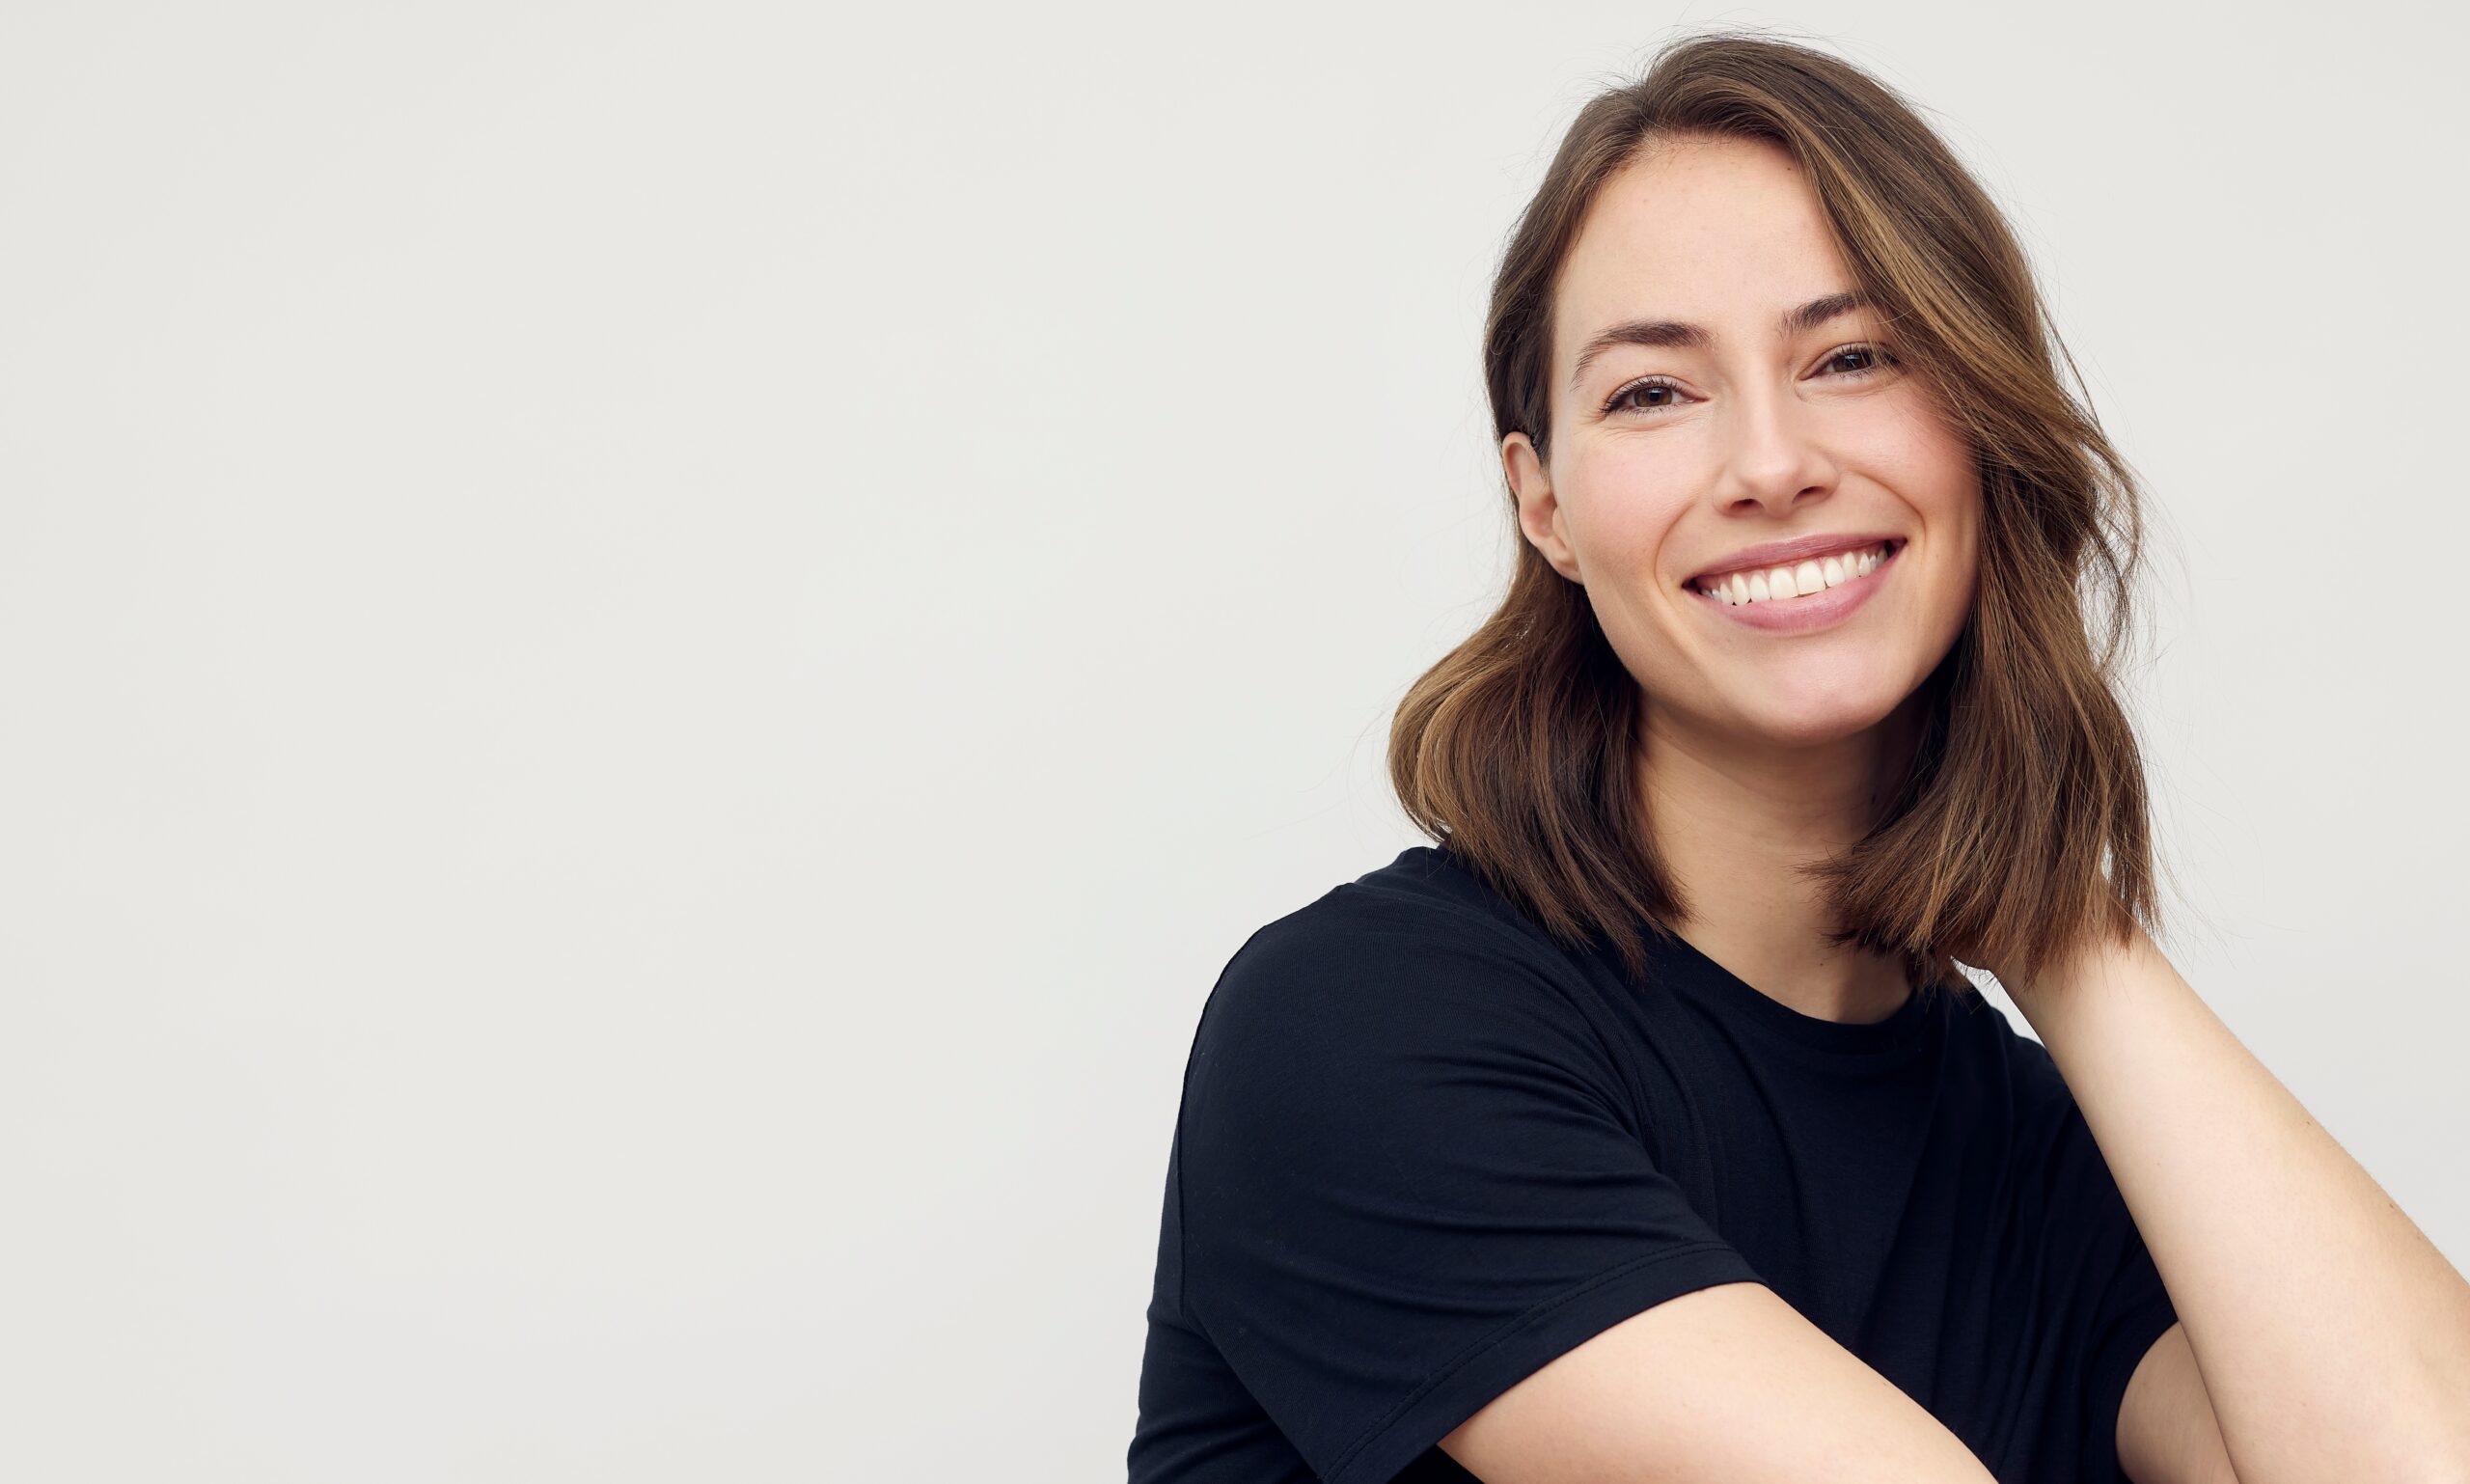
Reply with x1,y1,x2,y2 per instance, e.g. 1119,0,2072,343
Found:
1504,134,1980,756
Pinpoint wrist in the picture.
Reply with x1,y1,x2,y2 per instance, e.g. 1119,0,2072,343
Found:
2000,919,2156,1032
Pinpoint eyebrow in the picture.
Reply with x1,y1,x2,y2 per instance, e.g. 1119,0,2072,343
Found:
1568,289,1871,392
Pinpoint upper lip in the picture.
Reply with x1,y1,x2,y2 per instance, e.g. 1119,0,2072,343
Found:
1688,531,1902,586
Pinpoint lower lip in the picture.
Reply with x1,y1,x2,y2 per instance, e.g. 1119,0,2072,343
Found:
1688,542,1901,634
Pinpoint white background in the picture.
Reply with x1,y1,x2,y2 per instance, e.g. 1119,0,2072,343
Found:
3,2,2462,1479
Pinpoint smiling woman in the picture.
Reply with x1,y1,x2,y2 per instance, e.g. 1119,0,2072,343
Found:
1441,96,2152,1003
1128,28,2241,1484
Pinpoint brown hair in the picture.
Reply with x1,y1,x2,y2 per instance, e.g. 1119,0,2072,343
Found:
1387,28,2163,995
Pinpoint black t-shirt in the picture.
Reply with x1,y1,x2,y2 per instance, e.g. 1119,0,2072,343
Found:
1127,844,2179,1484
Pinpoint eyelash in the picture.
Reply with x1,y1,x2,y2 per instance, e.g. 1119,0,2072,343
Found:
1599,344,1901,418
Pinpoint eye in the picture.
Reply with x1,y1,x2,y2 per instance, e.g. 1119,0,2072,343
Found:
1600,375,1691,418
1821,342,1900,378
1597,342,1901,419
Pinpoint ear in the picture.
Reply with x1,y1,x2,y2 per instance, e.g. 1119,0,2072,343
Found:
1503,431,1582,584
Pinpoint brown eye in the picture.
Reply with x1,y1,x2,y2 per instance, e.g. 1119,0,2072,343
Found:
1824,344,1899,376
1601,376,1691,417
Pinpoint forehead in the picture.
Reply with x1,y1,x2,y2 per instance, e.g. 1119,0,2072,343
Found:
1554,136,1854,343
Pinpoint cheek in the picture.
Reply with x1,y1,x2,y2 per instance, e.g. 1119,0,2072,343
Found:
1867,388,1977,508
1561,452,1696,570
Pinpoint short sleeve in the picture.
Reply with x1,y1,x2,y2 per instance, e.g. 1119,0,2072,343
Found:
1175,889,1765,1484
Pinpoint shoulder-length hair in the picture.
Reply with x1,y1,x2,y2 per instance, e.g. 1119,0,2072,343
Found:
1387,29,2160,995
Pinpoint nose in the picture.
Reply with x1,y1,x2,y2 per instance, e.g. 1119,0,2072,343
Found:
1709,379,1839,517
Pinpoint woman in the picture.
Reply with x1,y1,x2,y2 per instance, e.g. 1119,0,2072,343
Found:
1126,32,2470,1484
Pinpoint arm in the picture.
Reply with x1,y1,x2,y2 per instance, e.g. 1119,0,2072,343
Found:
1439,1280,1997,1483
2119,1321,2239,1484
2004,926,2470,1484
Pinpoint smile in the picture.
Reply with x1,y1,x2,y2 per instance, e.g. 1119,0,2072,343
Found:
1689,539,1899,602
1688,539,1903,634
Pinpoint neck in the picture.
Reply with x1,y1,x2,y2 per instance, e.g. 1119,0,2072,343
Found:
1638,693,1926,1026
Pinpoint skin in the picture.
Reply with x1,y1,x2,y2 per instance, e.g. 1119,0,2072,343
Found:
1502,132,1982,1026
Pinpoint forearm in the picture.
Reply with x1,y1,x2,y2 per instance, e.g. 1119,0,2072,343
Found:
2006,928,2470,1484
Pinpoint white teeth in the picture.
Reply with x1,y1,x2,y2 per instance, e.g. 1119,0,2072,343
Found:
1696,541,1892,604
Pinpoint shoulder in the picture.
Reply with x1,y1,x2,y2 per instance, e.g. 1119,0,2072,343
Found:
1938,992,2140,1214
1921,986,2114,1171
1206,854,1589,1042
1186,851,1615,1109
1937,983,2068,1098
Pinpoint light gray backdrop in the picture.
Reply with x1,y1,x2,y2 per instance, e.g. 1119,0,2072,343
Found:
2,2,2459,1479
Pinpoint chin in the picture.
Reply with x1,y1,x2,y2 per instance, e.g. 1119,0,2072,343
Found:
1726,684,1910,750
